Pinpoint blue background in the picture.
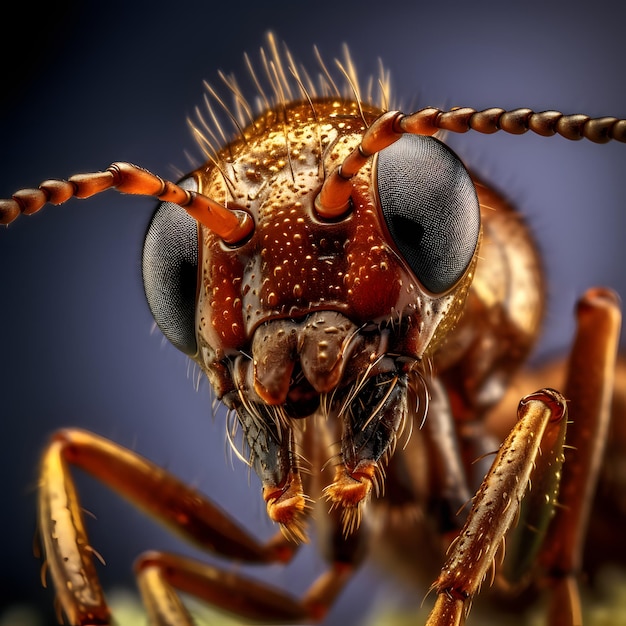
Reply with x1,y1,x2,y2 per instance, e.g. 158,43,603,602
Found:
1,0,625,623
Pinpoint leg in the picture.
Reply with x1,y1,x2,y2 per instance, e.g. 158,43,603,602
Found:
425,388,569,626
425,287,622,626
134,551,308,624
133,505,364,624
37,428,299,624
38,427,365,625
539,287,622,625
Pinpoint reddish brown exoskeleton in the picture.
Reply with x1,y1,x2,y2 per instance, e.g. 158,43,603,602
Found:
1,33,625,625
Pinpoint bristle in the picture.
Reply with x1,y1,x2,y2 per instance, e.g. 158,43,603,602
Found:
280,515,310,544
377,58,392,111
202,80,247,143
341,504,363,537
189,33,390,160
224,409,250,468
340,42,361,102
407,363,431,431
313,45,341,99
218,70,256,130
296,63,318,101
201,89,229,146
334,59,366,127
267,32,293,102
243,51,271,113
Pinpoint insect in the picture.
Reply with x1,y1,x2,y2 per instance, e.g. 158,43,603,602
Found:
2,32,625,625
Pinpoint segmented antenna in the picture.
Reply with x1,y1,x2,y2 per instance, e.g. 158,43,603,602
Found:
315,107,626,218
0,162,253,244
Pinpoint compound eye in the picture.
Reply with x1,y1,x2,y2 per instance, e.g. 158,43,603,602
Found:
142,176,199,356
376,134,480,294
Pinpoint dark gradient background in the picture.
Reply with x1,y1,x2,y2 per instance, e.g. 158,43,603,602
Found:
1,1,625,624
